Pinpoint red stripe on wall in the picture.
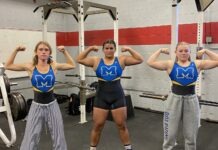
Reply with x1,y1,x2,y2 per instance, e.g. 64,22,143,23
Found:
85,30,114,46
179,24,197,43
56,22,218,46
56,30,113,46
119,25,171,45
56,32,79,46
204,22,218,43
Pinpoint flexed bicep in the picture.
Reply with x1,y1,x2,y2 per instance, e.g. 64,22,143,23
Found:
121,46,144,66
77,57,97,67
148,60,170,71
147,48,171,71
198,60,218,70
5,46,28,71
76,46,98,67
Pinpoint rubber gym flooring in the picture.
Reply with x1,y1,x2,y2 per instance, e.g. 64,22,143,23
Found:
0,102,218,150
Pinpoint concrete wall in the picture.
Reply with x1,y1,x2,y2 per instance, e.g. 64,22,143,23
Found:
1,0,218,121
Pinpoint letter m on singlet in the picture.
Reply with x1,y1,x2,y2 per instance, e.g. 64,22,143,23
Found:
176,68,194,79
101,66,117,76
35,75,53,88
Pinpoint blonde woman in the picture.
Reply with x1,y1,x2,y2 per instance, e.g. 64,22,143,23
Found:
147,42,218,150
5,41,75,150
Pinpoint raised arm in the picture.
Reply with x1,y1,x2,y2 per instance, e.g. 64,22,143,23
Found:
120,46,144,66
5,46,29,71
76,46,98,67
197,49,218,60
55,46,76,70
147,48,171,71
196,49,218,70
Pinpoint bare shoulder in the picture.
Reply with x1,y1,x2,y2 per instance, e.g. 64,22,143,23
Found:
24,63,35,76
25,63,34,71
93,56,101,69
118,55,125,59
118,55,125,62
194,60,201,68
117,55,126,68
167,60,174,67
166,60,174,73
50,61,57,70
91,56,100,61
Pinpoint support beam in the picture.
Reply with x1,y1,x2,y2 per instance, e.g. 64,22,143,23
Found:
78,0,87,124
171,0,180,60
0,64,16,147
42,12,48,41
196,12,204,98
114,11,119,56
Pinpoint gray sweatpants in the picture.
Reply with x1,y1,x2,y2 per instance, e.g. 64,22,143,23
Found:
163,93,200,150
20,100,67,150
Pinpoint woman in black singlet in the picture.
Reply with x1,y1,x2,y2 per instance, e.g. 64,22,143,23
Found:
77,39,143,150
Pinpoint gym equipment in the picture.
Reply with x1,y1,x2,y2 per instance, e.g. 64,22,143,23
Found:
199,99,218,107
195,0,214,106
195,0,214,12
8,92,28,121
68,93,80,115
54,93,70,104
124,88,155,94
68,91,95,115
26,98,33,113
1,93,28,122
56,81,96,115
125,94,135,119
55,80,96,101
140,92,218,107
171,0,215,58
34,0,118,124
0,75,28,121
171,0,181,60
55,81,94,91
172,0,182,7
66,74,132,79
140,93,168,101
0,64,28,147
56,80,96,102
0,74,10,98
0,64,16,147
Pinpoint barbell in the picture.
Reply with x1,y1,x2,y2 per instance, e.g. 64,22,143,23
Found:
140,93,168,101
199,99,218,107
65,74,132,79
140,93,218,107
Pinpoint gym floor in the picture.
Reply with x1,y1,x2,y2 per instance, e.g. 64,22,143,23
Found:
0,102,218,150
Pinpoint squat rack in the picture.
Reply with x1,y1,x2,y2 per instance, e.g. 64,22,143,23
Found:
34,0,118,123
0,64,16,147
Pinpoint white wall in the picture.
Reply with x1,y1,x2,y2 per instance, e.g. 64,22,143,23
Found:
0,29,56,78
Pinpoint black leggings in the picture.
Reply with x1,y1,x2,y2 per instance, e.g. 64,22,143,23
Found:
94,80,126,110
